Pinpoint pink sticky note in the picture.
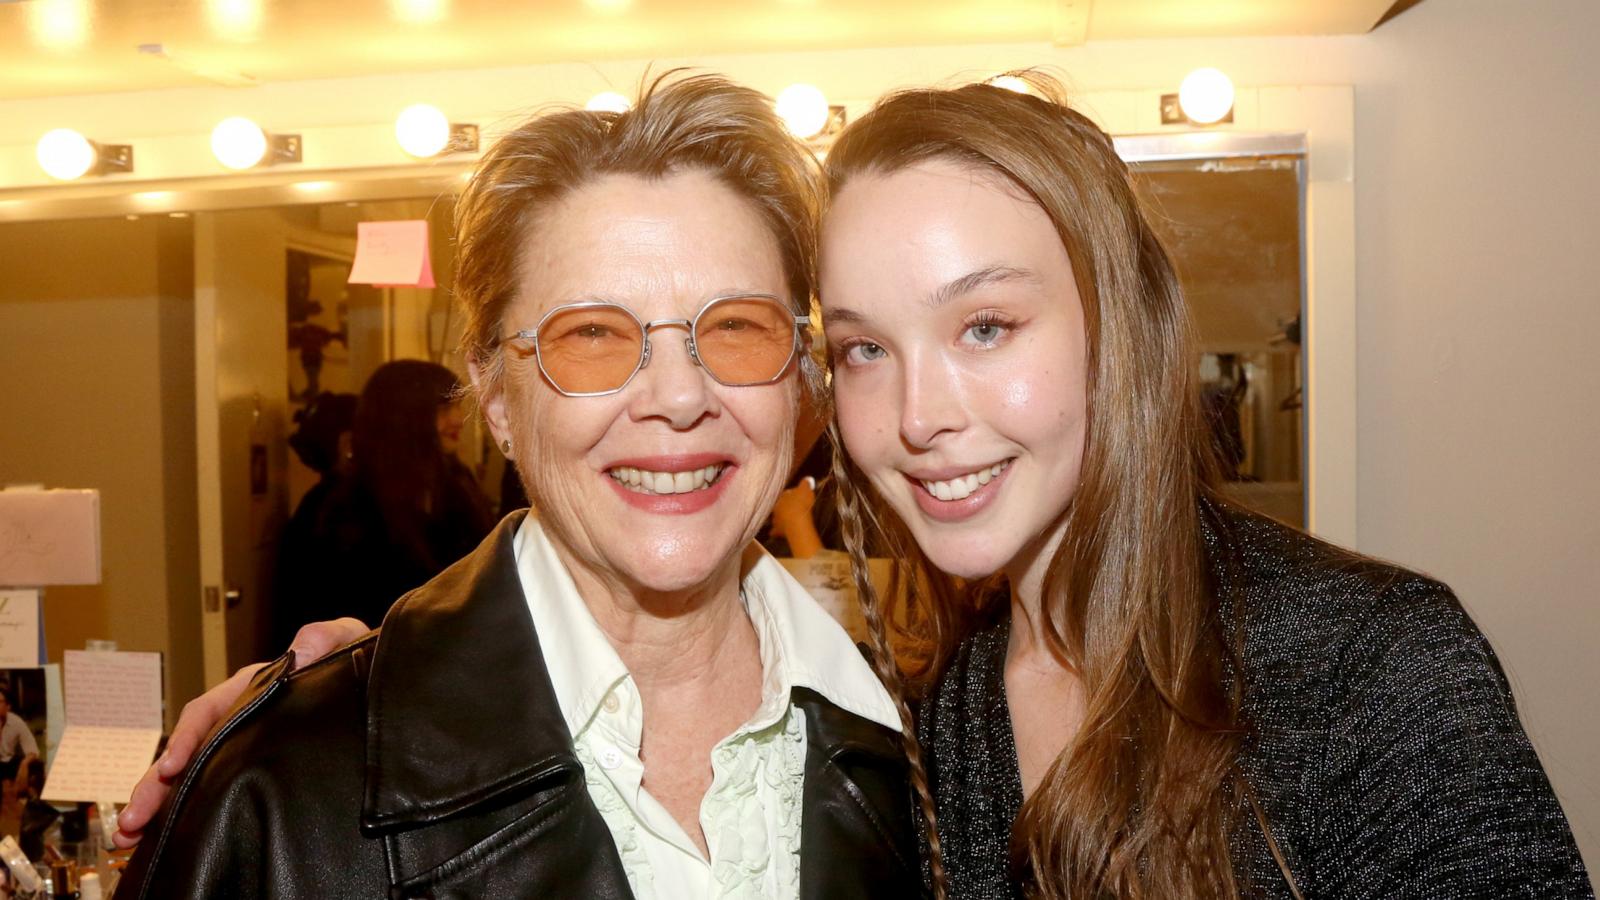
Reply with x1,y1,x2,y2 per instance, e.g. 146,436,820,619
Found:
348,220,436,288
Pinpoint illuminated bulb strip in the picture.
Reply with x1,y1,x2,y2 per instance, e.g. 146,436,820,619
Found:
1178,68,1235,125
36,129,96,180
989,75,1030,94
212,117,269,169
586,92,632,113
776,83,829,139
396,104,451,157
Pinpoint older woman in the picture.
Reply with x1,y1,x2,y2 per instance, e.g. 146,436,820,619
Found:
117,74,922,899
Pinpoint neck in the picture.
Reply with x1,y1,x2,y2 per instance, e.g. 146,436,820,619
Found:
1004,512,1072,664
551,541,754,692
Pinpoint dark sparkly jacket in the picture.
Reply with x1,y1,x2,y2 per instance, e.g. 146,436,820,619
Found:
920,502,1593,899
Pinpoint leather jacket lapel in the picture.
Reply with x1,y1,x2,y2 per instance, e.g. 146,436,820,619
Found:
359,513,634,899
362,511,574,833
795,687,924,899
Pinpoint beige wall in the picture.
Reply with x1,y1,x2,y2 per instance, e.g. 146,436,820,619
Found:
0,216,203,727
1349,0,1600,865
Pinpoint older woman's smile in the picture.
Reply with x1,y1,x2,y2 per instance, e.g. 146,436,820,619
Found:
487,168,799,594
604,453,735,513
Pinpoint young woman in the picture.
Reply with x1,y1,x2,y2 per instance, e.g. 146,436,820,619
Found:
818,76,1590,898
122,76,1592,899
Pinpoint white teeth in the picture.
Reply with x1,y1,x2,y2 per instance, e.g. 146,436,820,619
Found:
609,464,726,496
920,460,1010,502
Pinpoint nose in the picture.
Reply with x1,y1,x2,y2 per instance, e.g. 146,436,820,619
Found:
628,323,718,430
899,348,966,449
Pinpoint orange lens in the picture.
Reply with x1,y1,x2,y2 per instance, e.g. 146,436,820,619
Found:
694,297,797,385
536,305,643,394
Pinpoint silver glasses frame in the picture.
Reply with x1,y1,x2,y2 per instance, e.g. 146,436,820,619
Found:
505,292,810,398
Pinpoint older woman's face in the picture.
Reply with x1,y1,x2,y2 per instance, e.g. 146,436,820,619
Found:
482,169,798,594
820,160,1089,581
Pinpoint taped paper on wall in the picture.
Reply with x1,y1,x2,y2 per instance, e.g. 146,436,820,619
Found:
348,220,435,288
0,591,44,668
0,488,101,587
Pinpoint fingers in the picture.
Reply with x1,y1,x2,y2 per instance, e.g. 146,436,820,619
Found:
108,619,369,850
113,761,171,847
286,617,370,670
113,660,267,847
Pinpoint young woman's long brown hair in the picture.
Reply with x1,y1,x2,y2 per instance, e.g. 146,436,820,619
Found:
823,74,1247,898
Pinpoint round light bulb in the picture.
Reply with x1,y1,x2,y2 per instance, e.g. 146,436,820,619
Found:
989,75,1030,95
585,91,632,114
396,103,451,158
1178,68,1235,125
36,129,97,180
775,83,829,139
211,117,269,169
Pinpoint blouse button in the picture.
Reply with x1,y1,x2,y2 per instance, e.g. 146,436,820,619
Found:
599,746,624,770
602,692,621,714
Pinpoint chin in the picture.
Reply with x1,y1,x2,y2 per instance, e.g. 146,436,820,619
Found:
620,531,744,593
917,535,1009,581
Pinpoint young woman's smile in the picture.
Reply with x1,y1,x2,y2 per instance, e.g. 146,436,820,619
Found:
821,160,1090,581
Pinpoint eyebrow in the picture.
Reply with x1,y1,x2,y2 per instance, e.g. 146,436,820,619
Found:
822,264,1039,327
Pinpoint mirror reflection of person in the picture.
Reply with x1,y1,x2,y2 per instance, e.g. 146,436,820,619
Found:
273,361,496,639
115,74,918,899
0,687,38,803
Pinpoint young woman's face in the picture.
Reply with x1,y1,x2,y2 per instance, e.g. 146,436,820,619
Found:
821,160,1089,580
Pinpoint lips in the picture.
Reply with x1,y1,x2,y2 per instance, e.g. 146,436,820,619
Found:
608,463,726,495
602,453,736,515
904,458,1014,522
914,459,1011,501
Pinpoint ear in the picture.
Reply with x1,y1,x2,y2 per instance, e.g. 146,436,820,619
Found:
468,356,513,451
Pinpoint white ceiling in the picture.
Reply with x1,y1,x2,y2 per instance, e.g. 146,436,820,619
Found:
0,0,1401,101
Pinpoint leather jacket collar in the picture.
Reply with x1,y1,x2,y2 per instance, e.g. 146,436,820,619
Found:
361,512,922,897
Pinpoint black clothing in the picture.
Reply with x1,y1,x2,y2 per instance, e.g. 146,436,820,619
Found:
121,513,921,900
920,503,1592,899
272,459,493,639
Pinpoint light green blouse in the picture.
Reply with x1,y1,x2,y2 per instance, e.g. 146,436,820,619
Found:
511,519,900,899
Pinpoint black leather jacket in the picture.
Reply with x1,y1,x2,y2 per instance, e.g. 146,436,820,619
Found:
121,513,922,899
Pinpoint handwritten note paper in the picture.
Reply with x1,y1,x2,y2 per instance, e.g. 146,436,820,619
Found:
348,220,436,288
0,590,44,667
42,650,163,804
41,726,161,805
0,488,101,586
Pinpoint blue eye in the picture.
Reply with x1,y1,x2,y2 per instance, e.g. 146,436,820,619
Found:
967,322,1004,344
961,317,1012,347
842,342,887,365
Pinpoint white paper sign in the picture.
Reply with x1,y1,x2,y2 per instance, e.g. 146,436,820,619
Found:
39,726,161,805
42,650,163,804
0,590,43,668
